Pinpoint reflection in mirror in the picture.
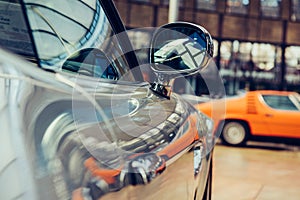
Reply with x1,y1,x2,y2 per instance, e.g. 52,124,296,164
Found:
154,38,205,71
151,23,213,75
62,48,118,80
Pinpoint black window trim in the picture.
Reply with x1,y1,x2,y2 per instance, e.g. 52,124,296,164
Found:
99,0,144,81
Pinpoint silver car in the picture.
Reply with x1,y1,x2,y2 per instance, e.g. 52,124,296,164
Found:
0,0,215,199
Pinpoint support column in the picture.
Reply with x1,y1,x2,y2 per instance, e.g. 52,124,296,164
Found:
168,0,179,22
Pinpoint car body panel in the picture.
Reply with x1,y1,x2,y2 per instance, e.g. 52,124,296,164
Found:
0,0,214,199
258,91,300,137
0,48,213,199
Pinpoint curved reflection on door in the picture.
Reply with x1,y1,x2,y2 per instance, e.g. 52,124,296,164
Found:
37,90,211,200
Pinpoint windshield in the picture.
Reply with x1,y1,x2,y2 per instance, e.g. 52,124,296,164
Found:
0,0,131,78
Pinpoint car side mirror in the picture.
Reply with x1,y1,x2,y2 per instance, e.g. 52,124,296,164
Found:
149,22,213,98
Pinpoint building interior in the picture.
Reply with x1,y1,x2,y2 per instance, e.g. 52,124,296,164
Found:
113,0,300,95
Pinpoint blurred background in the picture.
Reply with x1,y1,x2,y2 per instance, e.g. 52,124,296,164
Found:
111,1,300,199
113,0,300,96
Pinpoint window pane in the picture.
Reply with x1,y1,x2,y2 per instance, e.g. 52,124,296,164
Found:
162,0,184,7
24,0,132,77
262,95,299,110
130,0,150,2
292,0,300,21
219,40,283,94
285,46,300,85
226,0,249,15
196,0,216,11
127,29,152,64
220,41,232,69
0,2,36,59
252,43,277,71
260,0,281,18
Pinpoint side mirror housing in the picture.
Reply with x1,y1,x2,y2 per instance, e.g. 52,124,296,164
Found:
149,22,214,98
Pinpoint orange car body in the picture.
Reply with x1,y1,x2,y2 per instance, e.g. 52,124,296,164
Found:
196,90,300,139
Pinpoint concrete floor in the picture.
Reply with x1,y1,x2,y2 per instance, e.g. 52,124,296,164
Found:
212,143,300,200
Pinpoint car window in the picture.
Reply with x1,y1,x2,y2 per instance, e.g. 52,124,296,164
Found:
0,0,133,80
295,93,300,104
262,95,299,111
290,93,300,110
0,1,36,59
61,48,119,80
25,0,130,75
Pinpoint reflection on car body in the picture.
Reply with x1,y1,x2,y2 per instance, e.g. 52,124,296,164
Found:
196,90,300,146
0,0,215,200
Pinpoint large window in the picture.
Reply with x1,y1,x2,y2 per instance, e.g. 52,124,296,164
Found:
161,0,184,7
285,46,300,85
127,29,152,64
260,0,281,18
226,0,249,15
251,43,281,72
291,0,300,21
219,40,251,70
196,0,216,11
130,0,151,3
219,40,282,94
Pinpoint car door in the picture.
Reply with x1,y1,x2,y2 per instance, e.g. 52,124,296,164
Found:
0,50,213,200
261,94,300,138
0,0,215,200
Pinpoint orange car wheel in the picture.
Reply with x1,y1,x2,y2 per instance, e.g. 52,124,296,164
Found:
221,121,248,146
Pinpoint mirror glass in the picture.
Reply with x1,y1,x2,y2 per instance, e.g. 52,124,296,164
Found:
62,48,119,80
150,23,213,74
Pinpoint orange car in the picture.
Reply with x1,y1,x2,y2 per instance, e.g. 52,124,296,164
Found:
195,90,300,146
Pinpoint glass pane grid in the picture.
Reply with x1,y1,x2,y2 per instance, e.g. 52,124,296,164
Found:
161,0,184,7
291,0,300,21
260,0,281,18
226,0,249,15
196,0,216,11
